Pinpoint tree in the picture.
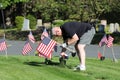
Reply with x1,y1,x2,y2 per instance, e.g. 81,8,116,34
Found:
86,0,111,20
1,0,120,27
0,0,30,28
33,0,59,22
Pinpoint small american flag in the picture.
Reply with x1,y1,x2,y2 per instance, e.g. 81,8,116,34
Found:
0,39,7,51
107,35,114,48
22,40,32,55
28,31,35,43
98,52,102,59
41,28,49,40
37,37,56,59
99,34,108,47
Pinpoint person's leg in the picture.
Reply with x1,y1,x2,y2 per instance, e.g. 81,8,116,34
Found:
74,27,95,71
77,27,95,66
77,44,86,66
74,44,86,71
75,44,80,61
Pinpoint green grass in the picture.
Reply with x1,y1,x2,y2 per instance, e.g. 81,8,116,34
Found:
0,55,120,80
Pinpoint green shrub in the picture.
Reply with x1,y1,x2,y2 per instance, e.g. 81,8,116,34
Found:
15,16,24,30
26,14,37,29
53,20,64,26
5,29,120,45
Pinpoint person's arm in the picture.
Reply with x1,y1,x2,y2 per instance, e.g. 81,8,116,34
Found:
60,48,67,57
67,33,79,45
60,33,79,55
61,33,79,48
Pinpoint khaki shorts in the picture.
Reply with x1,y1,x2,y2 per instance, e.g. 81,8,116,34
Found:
77,27,95,45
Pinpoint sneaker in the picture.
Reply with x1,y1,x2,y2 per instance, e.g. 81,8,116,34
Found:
73,65,86,71
80,65,86,71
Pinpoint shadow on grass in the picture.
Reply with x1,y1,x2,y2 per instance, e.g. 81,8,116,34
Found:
45,60,60,65
24,61,44,66
24,60,60,67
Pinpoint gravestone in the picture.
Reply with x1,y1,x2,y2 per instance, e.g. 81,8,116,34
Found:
36,19,42,28
109,23,115,33
6,17,12,27
114,23,120,32
43,22,51,28
98,24,105,33
101,20,107,27
21,18,30,31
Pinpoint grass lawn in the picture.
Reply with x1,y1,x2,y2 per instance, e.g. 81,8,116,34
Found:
0,55,120,80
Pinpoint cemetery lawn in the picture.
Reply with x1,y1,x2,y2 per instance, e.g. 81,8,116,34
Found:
0,55,120,80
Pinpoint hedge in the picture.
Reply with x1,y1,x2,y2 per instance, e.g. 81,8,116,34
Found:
5,29,120,45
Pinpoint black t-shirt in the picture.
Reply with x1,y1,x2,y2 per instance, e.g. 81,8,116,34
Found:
60,21,92,41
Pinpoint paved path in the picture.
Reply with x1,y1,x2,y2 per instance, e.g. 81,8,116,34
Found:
0,40,120,59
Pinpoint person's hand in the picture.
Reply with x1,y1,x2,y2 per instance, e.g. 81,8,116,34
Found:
61,43,67,48
60,52,66,56
60,52,69,59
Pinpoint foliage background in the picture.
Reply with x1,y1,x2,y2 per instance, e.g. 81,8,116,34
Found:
0,0,120,45
0,0,120,29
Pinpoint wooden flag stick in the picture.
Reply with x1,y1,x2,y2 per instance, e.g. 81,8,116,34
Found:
1,4,7,58
5,48,8,58
57,43,76,53
103,45,106,56
4,34,8,58
111,46,118,62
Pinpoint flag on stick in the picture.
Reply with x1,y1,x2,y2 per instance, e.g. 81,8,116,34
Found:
28,31,35,43
41,28,49,40
107,35,114,48
22,40,32,55
54,45,57,52
99,34,108,47
98,52,102,59
37,37,56,59
39,28,49,57
0,39,7,51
